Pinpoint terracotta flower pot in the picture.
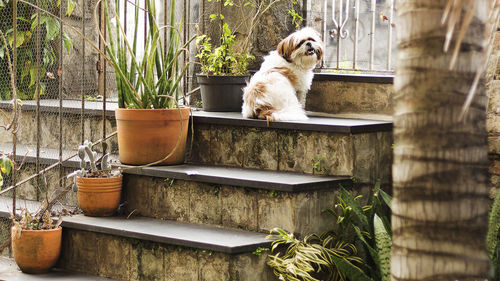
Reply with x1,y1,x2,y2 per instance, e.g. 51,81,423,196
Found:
77,174,123,217
115,107,190,165
11,226,62,274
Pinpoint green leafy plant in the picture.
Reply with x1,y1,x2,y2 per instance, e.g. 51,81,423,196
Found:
311,156,327,174
487,189,500,280
196,22,253,76
0,155,13,190
0,0,74,100
266,182,392,281
332,182,392,281
103,0,195,108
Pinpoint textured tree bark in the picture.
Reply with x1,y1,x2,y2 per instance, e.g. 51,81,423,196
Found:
391,1,490,281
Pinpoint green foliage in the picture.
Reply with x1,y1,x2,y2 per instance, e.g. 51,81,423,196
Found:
488,189,500,280
252,246,269,256
267,228,365,281
266,181,392,281
0,156,13,190
196,23,254,76
0,0,73,100
336,182,392,281
311,156,327,174
104,0,195,108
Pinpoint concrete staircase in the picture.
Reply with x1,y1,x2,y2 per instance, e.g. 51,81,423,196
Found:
0,73,394,280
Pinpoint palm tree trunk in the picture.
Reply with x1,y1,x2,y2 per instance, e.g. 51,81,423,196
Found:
392,1,491,280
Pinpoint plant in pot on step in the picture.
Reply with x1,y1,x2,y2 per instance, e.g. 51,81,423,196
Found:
0,27,63,275
196,21,253,112
69,140,122,217
102,0,195,165
196,0,304,112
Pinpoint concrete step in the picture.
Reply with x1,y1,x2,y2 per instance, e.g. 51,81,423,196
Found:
189,111,392,183
0,257,117,281
0,100,393,180
2,145,350,236
0,198,274,281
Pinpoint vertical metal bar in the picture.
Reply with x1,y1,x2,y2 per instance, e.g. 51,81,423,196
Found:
387,0,394,70
183,0,188,100
97,0,104,99
338,0,342,69
59,0,64,188
369,0,376,70
322,0,327,66
102,0,107,151
332,0,339,68
81,0,85,144
353,0,359,69
12,0,17,215
200,0,205,33
36,0,41,201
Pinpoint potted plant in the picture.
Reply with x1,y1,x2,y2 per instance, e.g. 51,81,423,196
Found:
69,140,122,217
196,21,254,112
11,209,63,274
103,0,195,165
196,0,304,112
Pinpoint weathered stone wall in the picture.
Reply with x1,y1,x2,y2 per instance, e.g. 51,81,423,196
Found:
0,109,117,152
2,165,78,207
0,218,11,257
124,175,341,236
307,80,394,115
58,229,275,281
488,24,500,195
190,123,393,184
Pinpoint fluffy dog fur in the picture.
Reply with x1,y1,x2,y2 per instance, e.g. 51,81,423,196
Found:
242,27,324,121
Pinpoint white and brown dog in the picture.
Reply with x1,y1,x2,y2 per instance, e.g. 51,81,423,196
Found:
242,27,324,121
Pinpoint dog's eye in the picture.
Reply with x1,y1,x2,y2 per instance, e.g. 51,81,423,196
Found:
297,39,307,48
307,37,316,42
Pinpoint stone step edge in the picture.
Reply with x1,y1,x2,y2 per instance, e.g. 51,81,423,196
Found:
0,197,271,255
191,111,392,134
120,164,352,192
2,144,352,192
0,100,393,134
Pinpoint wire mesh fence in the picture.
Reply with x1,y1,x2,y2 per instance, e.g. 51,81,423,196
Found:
0,0,196,254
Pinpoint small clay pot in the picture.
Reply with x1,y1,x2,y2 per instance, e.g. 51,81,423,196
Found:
11,226,62,274
77,174,123,216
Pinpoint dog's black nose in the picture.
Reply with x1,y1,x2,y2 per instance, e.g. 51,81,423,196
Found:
306,42,312,47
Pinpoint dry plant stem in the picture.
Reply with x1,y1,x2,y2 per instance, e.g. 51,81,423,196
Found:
0,237,11,253
35,182,73,220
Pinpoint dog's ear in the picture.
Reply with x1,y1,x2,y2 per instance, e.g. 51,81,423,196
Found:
316,43,324,62
277,35,295,63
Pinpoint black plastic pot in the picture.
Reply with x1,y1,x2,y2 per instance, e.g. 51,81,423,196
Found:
197,74,250,112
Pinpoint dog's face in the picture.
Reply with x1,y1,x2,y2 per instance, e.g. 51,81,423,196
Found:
277,27,324,68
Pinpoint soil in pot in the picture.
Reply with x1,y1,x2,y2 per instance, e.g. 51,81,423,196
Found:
11,226,62,274
197,75,249,112
115,107,190,165
77,174,123,216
